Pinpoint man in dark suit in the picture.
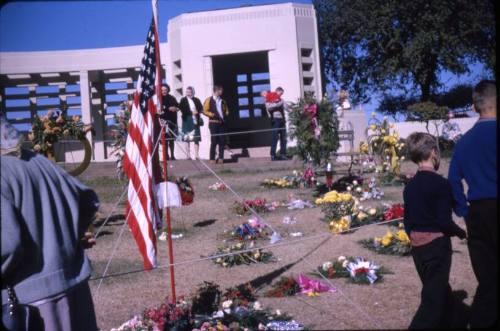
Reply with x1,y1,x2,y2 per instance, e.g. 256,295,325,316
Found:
159,84,180,160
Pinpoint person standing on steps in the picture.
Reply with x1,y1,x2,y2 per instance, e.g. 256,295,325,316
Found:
203,85,229,164
179,86,204,160
159,84,180,160
264,87,287,161
448,80,497,329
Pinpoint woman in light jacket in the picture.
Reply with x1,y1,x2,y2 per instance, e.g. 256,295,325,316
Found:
179,86,204,159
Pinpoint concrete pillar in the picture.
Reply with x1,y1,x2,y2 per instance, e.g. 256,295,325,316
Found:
29,86,37,120
0,86,6,113
79,70,94,159
58,84,67,115
91,76,107,161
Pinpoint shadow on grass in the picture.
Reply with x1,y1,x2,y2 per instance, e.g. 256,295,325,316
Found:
245,236,332,290
193,219,218,227
94,214,125,227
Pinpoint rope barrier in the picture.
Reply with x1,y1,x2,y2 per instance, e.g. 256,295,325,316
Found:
164,125,280,235
56,128,355,143
89,217,404,281
93,123,167,300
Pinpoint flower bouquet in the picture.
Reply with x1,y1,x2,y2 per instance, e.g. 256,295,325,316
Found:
313,256,390,285
261,168,316,189
29,111,91,157
113,281,304,331
349,206,385,228
383,203,404,222
316,190,356,233
359,229,411,256
231,198,268,216
208,182,227,191
264,276,301,298
220,217,270,242
211,242,275,267
174,176,194,205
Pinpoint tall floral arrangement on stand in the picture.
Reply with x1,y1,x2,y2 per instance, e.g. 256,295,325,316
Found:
365,114,406,174
29,110,90,158
288,95,339,166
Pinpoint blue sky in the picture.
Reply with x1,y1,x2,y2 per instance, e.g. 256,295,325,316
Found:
0,0,491,122
0,0,311,51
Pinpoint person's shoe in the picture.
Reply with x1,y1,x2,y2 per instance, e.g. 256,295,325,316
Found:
171,156,176,161
280,154,291,160
209,159,216,164
216,159,224,164
271,156,279,161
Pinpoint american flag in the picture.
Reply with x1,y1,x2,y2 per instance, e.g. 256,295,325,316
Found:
123,8,163,270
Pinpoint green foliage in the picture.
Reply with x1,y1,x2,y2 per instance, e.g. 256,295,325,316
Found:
288,95,339,166
314,0,496,103
407,101,448,134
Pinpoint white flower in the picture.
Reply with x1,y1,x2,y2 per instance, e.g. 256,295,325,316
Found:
352,180,358,185
347,186,352,191
276,309,282,316
213,310,224,318
222,299,233,309
401,156,405,160
337,255,346,262
258,323,266,330
253,301,263,311
368,208,377,216
342,260,349,268
322,261,333,271
356,187,362,193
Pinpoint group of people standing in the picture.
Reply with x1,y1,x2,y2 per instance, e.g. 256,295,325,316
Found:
158,84,289,163
403,79,497,329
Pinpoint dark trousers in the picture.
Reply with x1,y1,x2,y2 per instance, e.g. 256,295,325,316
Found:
465,199,497,329
165,122,177,158
270,118,287,157
209,122,225,161
410,236,454,329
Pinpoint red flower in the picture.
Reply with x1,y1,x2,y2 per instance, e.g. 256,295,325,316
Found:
384,204,404,220
354,267,369,276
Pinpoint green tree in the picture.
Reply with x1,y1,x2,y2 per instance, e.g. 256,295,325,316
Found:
314,0,496,103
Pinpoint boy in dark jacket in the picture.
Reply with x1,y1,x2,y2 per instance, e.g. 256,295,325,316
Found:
403,132,467,329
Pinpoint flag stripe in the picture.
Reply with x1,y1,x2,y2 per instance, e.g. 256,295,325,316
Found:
123,17,162,270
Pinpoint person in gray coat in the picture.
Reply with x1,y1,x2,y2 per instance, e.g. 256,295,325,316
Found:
1,115,99,330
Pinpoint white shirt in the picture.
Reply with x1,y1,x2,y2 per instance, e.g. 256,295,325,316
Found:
213,96,224,119
187,97,196,112
187,97,197,125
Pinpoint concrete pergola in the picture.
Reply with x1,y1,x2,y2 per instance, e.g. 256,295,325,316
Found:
0,2,324,161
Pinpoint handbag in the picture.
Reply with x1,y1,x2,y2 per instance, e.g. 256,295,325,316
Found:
1,286,43,331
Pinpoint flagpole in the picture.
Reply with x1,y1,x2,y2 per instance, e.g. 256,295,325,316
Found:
152,0,177,302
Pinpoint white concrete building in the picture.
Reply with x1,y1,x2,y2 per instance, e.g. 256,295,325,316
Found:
0,2,323,162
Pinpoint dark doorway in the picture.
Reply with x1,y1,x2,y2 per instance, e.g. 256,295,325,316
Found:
212,51,272,149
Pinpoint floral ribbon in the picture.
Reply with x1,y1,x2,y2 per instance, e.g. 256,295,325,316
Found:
297,274,336,296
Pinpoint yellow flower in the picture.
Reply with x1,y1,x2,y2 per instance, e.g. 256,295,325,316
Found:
254,251,261,259
368,208,377,216
395,230,410,243
381,237,392,247
369,124,377,130
357,211,368,220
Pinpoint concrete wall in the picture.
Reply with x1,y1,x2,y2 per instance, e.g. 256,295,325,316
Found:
394,117,479,138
